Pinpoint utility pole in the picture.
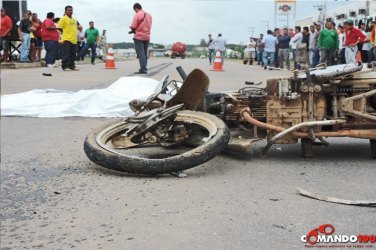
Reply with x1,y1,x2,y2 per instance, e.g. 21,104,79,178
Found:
313,3,326,23
261,20,270,31
248,27,254,38
279,16,289,28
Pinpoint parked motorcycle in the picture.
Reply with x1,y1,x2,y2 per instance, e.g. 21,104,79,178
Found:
84,64,376,174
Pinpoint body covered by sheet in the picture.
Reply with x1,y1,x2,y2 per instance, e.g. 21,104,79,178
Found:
1,77,159,117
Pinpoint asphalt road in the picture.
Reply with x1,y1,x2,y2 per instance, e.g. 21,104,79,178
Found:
1,58,375,250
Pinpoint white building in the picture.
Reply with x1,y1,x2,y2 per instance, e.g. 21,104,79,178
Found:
296,1,376,28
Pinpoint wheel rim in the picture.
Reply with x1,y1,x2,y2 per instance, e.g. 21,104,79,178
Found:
95,112,218,160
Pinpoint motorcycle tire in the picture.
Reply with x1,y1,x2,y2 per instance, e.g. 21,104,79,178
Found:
84,110,230,175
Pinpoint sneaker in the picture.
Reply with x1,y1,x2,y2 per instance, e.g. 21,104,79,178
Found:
53,64,58,67
134,71,147,74
47,64,54,68
91,62,95,65
70,67,79,71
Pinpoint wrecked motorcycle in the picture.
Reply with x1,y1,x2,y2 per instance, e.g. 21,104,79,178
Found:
84,64,376,174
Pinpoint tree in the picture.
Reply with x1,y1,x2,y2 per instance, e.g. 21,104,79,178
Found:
199,38,206,47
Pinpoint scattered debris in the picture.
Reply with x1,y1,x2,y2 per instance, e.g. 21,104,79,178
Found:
53,191,61,195
272,224,286,230
170,171,187,178
42,73,52,76
297,188,376,207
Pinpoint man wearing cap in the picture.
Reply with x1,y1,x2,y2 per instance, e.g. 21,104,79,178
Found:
98,29,108,61
344,19,366,64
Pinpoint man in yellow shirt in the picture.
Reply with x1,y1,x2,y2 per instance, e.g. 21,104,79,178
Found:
58,5,80,71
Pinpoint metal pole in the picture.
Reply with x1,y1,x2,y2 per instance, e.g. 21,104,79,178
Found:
248,27,254,38
287,14,289,28
274,1,277,29
294,2,296,25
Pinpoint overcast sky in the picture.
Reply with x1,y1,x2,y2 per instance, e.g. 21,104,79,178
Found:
27,0,349,45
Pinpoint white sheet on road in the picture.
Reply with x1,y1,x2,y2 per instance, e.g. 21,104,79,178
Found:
1,77,159,117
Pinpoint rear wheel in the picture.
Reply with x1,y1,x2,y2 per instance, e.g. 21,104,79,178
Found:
84,110,230,175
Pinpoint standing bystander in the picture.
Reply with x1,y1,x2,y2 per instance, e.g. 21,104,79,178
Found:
58,5,80,71
98,29,108,61
214,33,226,64
344,19,366,64
246,37,256,65
30,13,42,62
79,21,99,65
129,3,152,74
360,23,370,63
207,34,215,64
290,26,303,69
0,8,12,62
42,12,61,67
318,21,338,66
274,28,280,67
262,30,278,67
18,10,32,63
277,28,291,69
338,25,346,64
301,26,310,65
76,26,85,60
311,22,321,67
256,33,264,65
308,25,315,66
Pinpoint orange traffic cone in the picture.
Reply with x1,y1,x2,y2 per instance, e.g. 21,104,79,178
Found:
356,51,362,65
105,45,117,69
211,50,224,71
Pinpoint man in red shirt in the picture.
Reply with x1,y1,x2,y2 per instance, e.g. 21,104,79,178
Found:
42,12,61,67
344,19,366,64
129,3,152,74
1,8,13,62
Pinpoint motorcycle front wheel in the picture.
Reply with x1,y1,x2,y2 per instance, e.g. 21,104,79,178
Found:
84,110,230,175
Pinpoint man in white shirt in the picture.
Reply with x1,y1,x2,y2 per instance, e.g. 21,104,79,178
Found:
262,30,278,67
360,23,370,63
338,25,346,64
290,26,303,69
214,33,226,64
247,37,256,64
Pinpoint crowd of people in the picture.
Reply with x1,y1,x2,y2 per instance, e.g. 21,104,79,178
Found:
243,19,372,69
0,6,108,70
2,4,374,73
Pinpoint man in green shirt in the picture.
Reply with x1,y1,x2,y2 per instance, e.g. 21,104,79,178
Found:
318,20,339,66
79,21,99,65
